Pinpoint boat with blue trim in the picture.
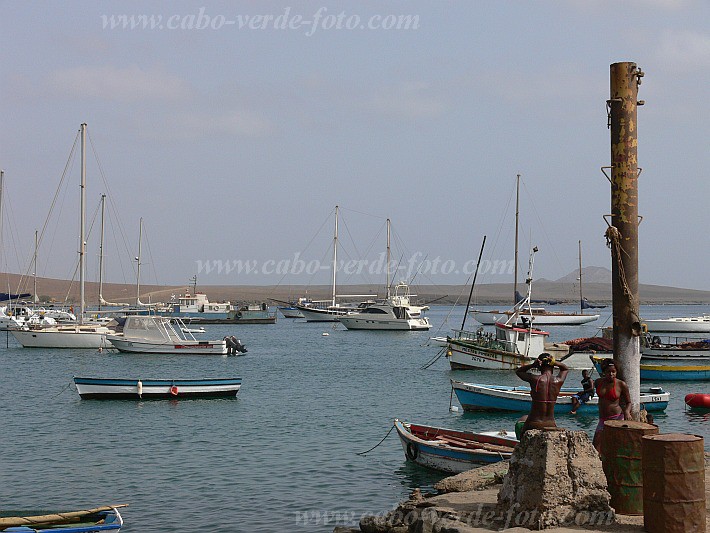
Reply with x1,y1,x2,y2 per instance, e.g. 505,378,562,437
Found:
0,505,125,531
450,380,670,413
394,419,517,474
591,355,710,381
74,377,242,399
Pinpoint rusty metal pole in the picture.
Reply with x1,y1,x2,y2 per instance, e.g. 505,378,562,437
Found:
608,62,644,418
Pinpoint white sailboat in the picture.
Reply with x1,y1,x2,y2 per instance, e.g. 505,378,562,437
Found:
295,206,373,322
11,124,113,348
470,175,599,326
339,220,431,331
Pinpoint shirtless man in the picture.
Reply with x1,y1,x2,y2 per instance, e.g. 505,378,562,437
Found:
593,358,632,452
515,353,569,436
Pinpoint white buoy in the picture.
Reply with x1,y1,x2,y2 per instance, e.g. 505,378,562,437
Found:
449,405,459,412
137,380,143,398
322,332,329,336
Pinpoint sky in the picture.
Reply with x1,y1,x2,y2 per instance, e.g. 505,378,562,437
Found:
1,0,709,294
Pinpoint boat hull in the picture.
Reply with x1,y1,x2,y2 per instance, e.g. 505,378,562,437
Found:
10,328,107,348
74,377,241,399
106,337,227,355
451,380,670,413
644,318,710,333
297,307,345,322
394,419,516,474
471,310,599,326
447,338,535,370
339,317,431,330
640,365,710,381
278,307,305,318
0,506,123,532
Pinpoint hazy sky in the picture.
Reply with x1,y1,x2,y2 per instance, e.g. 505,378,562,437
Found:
1,1,708,294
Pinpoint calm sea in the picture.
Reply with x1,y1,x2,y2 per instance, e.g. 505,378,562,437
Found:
1,304,708,532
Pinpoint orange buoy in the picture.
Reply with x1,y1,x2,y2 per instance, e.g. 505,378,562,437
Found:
685,393,710,408
170,385,179,396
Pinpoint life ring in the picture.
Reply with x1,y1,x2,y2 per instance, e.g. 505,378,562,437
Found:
170,385,179,396
405,442,419,461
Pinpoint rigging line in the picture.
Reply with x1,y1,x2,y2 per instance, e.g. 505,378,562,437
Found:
338,206,385,220
356,423,395,456
143,223,162,292
15,133,80,297
519,179,571,293
106,206,129,285
271,208,336,291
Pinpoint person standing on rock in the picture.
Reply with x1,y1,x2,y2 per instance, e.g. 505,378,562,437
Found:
592,358,631,452
515,353,569,436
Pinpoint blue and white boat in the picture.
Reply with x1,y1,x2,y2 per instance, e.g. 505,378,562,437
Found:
591,356,710,381
0,505,124,531
639,365,710,381
450,380,670,413
74,377,242,399
394,419,517,474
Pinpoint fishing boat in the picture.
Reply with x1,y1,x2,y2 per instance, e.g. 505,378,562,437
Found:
0,505,124,532
106,315,227,354
641,334,710,362
643,315,710,333
639,364,710,381
471,182,599,326
394,419,517,474
590,355,710,381
447,247,549,370
450,380,670,413
74,377,241,399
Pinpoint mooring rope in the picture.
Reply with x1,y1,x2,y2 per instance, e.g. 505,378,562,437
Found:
356,423,395,455
420,346,446,370
604,225,640,323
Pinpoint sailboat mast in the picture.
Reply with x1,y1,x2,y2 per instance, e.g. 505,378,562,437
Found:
514,174,520,305
136,217,143,306
79,123,87,325
98,194,106,311
332,205,338,307
33,230,38,305
386,218,391,299
578,240,583,314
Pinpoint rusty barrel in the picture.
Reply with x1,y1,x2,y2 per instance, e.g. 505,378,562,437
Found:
601,420,659,515
642,433,706,533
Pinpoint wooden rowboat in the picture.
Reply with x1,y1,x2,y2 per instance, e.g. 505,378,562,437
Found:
0,505,124,532
74,377,242,399
394,419,517,474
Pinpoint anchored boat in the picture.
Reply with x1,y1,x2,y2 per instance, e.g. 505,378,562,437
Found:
74,377,242,399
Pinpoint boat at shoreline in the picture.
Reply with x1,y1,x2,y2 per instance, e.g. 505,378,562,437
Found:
451,380,670,413
74,377,241,399
0,505,125,532
394,419,517,474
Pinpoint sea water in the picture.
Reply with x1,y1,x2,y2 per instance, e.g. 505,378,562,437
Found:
0,304,708,532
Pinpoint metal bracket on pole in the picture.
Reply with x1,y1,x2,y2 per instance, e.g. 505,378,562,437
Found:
601,166,612,183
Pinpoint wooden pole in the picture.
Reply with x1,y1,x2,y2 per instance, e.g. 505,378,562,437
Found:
608,61,644,418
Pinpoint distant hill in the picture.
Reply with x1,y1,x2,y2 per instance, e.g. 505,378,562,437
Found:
3,269,710,306
555,266,612,284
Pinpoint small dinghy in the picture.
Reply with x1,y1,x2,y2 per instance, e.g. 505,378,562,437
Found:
0,504,125,532
74,377,242,400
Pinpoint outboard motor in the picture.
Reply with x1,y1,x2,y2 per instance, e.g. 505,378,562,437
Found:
231,336,247,354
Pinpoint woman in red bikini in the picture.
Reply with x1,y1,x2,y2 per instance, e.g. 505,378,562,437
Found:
515,353,569,436
592,358,632,452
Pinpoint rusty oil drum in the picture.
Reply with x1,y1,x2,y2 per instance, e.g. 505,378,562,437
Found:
601,420,659,515
642,433,706,533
